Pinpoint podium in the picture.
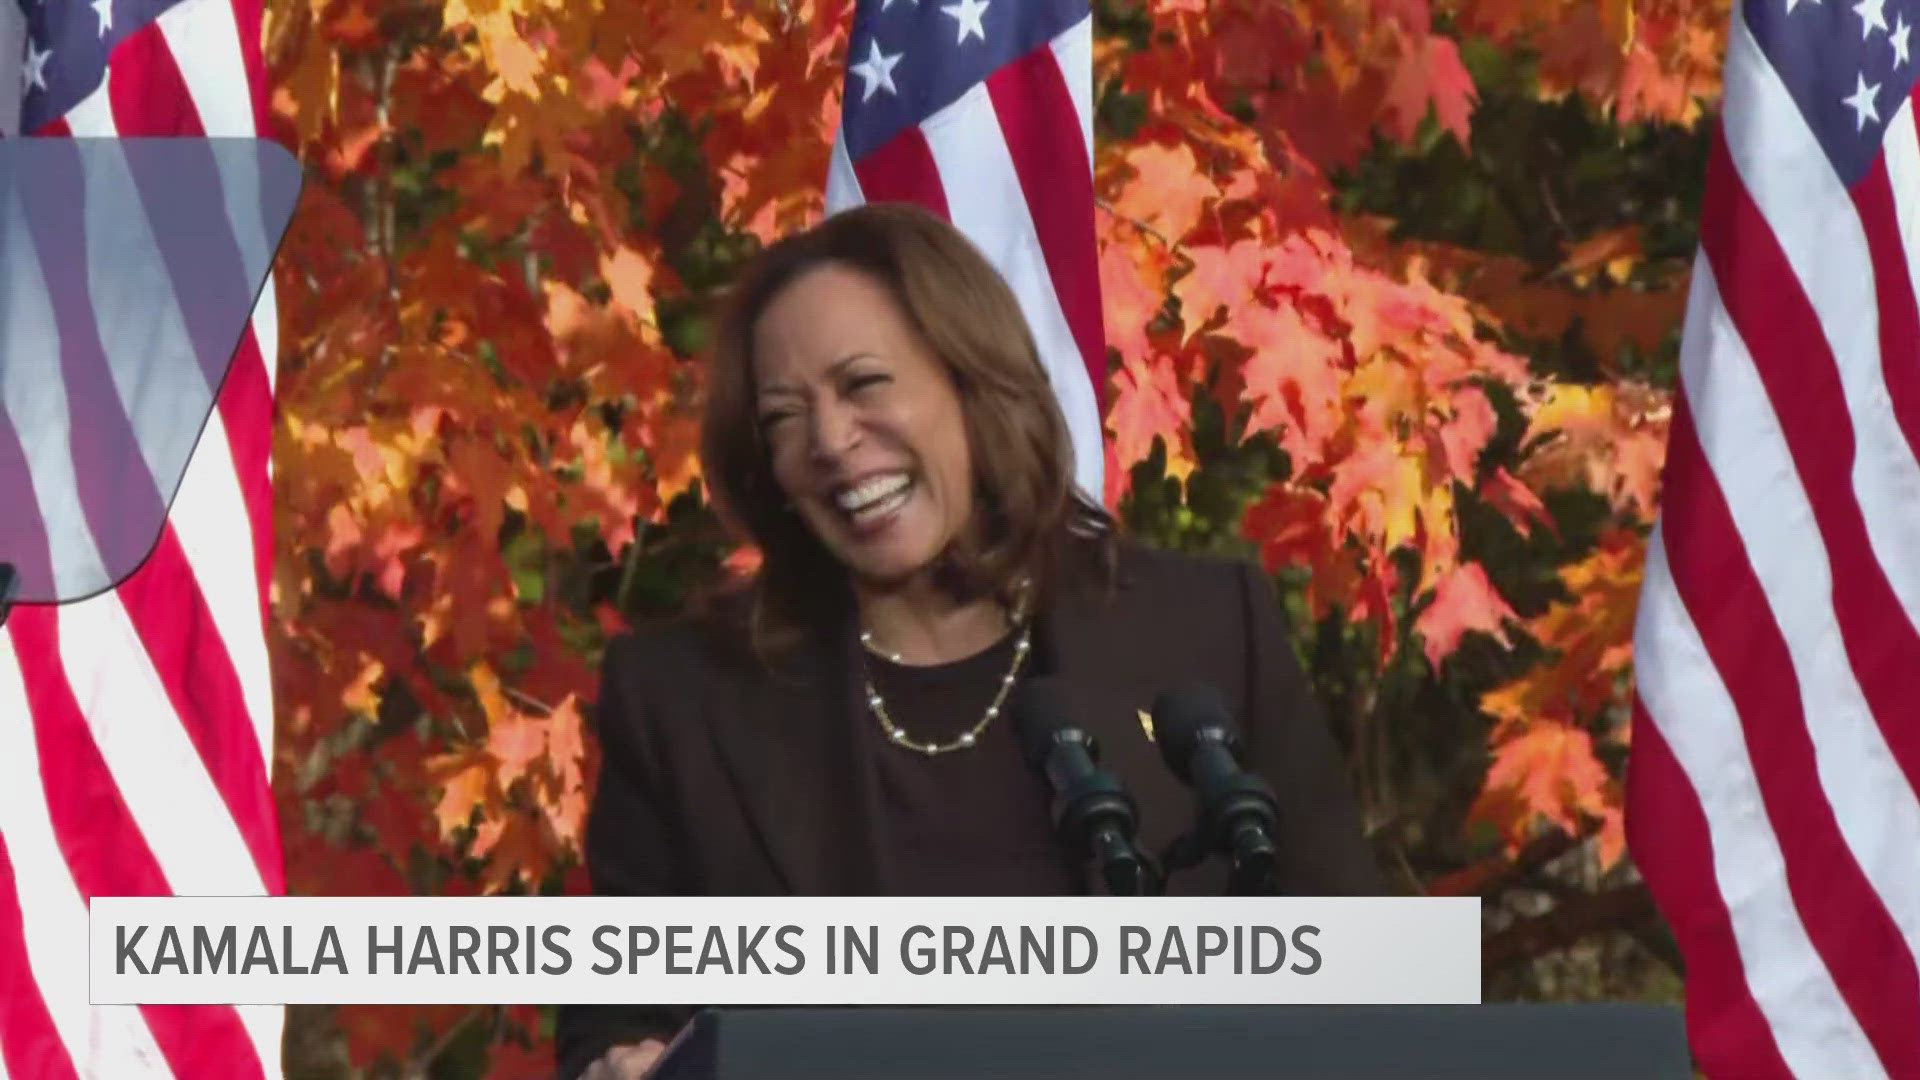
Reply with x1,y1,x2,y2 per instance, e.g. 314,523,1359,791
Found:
647,1004,1689,1079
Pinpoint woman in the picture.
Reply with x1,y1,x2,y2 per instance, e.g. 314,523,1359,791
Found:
558,203,1381,1079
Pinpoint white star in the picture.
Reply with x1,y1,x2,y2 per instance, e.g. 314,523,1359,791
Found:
20,41,51,94
1843,71,1881,130
1893,14,1912,65
1855,0,1888,38
941,0,990,44
92,0,113,37
850,38,902,102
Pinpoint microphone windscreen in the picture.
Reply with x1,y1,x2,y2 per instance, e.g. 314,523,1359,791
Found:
1149,683,1236,781
1009,676,1074,768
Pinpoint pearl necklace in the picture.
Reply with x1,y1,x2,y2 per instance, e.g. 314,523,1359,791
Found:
859,597,1032,757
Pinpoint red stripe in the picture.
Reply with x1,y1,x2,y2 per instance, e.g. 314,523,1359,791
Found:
109,17,281,632
220,334,279,636
985,41,1106,409
1625,698,1792,1080
0,835,81,1080
12,137,175,586
1852,146,1920,491
28,64,286,899
226,0,279,143
852,125,952,217
1699,128,1920,795
115,528,285,893
6,611,267,1080
1660,397,1920,1072
106,24,202,134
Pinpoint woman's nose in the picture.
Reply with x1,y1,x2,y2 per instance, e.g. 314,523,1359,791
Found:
806,400,861,464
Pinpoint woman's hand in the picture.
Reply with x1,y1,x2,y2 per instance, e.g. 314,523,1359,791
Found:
579,1038,668,1080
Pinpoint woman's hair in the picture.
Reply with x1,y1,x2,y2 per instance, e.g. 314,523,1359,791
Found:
700,202,1116,659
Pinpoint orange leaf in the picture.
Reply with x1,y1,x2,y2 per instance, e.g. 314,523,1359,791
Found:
430,755,491,837
1414,561,1517,666
1107,353,1194,480
487,715,547,789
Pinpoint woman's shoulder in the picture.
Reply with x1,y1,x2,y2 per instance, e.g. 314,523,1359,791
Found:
598,589,761,686
1108,536,1262,597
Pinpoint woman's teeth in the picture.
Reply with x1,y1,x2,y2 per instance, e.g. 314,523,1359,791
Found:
836,473,912,524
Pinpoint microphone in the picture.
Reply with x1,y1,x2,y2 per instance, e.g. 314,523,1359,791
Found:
1010,677,1158,896
1151,684,1280,895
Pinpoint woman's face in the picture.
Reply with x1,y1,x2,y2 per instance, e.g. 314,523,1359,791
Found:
751,262,975,588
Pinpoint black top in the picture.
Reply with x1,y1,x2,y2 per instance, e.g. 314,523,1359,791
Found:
860,631,1080,896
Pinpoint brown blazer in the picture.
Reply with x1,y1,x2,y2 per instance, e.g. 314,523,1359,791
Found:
555,540,1382,1078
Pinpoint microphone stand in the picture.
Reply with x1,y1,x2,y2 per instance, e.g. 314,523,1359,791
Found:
1159,828,1277,896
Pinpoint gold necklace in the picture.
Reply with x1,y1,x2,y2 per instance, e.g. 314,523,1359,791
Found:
860,624,1030,756
859,594,1033,756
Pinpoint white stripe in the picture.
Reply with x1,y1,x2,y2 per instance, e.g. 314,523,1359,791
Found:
1677,253,1920,976
170,408,277,771
1724,8,1920,634
0,180,111,600
1877,93,1920,430
156,0,285,408
918,86,1104,500
1634,534,1885,1078
62,81,115,136
78,139,221,516
53,116,278,779
55,595,267,900
824,131,864,215
1048,14,1094,174
0,636,173,1078
156,0,255,138
81,40,281,773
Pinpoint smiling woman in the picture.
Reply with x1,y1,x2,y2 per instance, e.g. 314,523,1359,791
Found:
556,204,1382,1079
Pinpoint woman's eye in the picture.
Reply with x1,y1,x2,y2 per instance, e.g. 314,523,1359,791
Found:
848,373,889,393
758,411,794,432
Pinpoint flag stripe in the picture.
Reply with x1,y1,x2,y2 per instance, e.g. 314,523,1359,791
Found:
851,123,952,214
23,100,286,897
5,0,286,1075
1633,527,1883,1078
0,836,80,1080
1662,394,1920,1072
984,24,1104,404
1702,126,1920,794
0,637,172,1078
1721,10,1920,673
1623,698,1794,1080
1853,153,1920,468
115,529,285,888
1877,89,1920,460
1678,242,1920,1012
95,13,285,870
6,609,268,1080
1046,16,1093,169
15,136,172,587
916,85,1104,498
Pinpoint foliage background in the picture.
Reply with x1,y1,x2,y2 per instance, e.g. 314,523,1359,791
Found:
262,0,1727,1073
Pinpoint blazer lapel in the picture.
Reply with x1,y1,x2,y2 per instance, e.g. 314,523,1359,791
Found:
703,615,885,896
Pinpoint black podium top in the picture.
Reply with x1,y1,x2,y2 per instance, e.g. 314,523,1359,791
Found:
646,1004,1690,1079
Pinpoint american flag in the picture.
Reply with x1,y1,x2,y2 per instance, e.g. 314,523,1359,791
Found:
824,0,1106,500
0,0,285,1076
1627,0,1920,1076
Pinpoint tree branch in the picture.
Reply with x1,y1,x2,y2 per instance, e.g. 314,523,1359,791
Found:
1483,882,1655,975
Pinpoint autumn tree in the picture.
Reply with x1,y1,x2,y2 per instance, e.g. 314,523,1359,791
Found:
266,0,1725,1072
